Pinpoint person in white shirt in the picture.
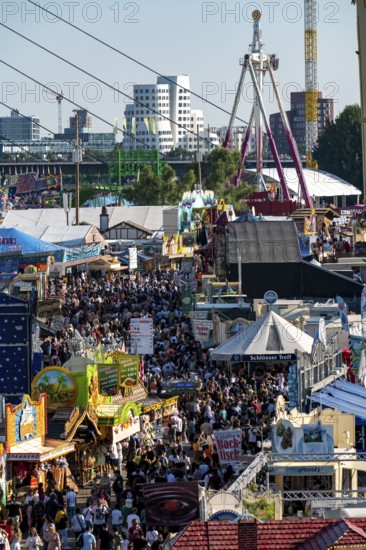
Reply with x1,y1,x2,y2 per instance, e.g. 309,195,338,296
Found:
66,487,77,523
71,509,86,540
146,527,158,546
82,504,93,530
116,443,123,472
121,532,129,550
175,415,183,445
126,508,140,530
111,504,123,532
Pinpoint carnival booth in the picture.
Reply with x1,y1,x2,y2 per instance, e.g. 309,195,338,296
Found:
140,396,179,443
0,444,6,506
32,347,151,485
270,398,366,518
209,311,313,378
5,394,75,495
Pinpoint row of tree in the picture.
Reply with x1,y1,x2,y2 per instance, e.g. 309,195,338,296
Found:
105,104,364,207
313,104,362,191
119,148,254,210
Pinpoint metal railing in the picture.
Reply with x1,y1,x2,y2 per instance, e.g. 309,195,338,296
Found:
229,452,269,495
284,489,366,510
270,452,366,462
284,489,364,500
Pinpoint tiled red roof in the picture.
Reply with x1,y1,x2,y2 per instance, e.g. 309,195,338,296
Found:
257,519,332,550
171,518,366,550
172,521,238,549
297,518,366,549
334,519,366,547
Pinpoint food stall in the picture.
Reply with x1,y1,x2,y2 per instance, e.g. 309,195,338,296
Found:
5,394,75,495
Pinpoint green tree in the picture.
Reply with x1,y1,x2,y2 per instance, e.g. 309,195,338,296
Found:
124,165,161,204
313,104,362,191
204,147,241,196
223,180,255,212
203,148,254,211
121,164,196,205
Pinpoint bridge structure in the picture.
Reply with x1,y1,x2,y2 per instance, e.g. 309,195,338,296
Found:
0,158,302,180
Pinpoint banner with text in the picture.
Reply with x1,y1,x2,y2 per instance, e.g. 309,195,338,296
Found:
130,317,154,355
192,320,213,343
214,429,242,466
119,356,139,387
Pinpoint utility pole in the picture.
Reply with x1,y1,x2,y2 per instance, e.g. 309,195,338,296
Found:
196,123,202,190
353,0,366,200
72,112,82,225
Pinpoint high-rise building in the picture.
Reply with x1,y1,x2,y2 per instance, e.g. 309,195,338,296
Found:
66,109,93,135
0,109,40,141
269,91,334,155
122,75,218,153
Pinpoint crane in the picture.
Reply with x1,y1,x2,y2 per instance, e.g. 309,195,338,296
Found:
304,0,318,169
44,88,64,134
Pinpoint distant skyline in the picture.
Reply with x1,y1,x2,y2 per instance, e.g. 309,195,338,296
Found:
0,0,359,141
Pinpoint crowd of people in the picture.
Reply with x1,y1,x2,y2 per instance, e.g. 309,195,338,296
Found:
8,269,291,549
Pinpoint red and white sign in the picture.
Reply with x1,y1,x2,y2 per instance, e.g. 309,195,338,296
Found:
214,429,242,465
193,320,213,343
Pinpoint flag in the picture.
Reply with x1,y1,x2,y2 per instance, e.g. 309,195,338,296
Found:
359,349,366,387
361,286,366,338
143,117,149,131
150,118,156,135
131,117,136,135
310,328,319,362
336,295,350,333
113,117,118,136
94,342,105,364
337,295,353,371
318,317,327,348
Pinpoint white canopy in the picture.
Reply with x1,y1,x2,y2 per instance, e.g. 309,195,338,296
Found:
247,168,361,198
210,311,313,362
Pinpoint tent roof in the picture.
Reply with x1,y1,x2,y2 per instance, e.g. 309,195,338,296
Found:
209,310,313,361
3,206,178,233
0,227,65,254
247,168,361,197
309,380,366,422
0,222,100,246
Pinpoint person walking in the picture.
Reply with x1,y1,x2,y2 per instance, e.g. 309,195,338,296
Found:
43,525,60,550
55,507,69,550
26,527,43,550
71,508,85,541
98,524,115,550
66,487,77,524
78,525,96,550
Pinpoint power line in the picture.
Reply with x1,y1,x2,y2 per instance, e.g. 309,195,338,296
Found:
0,22,217,149
0,59,157,152
0,100,109,166
27,0,251,129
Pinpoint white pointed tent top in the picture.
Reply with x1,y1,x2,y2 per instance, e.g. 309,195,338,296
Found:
210,310,313,361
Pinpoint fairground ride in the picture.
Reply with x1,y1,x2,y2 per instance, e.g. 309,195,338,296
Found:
223,10,314,212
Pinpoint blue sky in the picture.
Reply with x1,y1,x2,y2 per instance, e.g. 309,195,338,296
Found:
0,0,359,137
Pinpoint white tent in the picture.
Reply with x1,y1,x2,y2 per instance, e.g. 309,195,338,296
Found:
247,168,361,199
210,311,313,362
